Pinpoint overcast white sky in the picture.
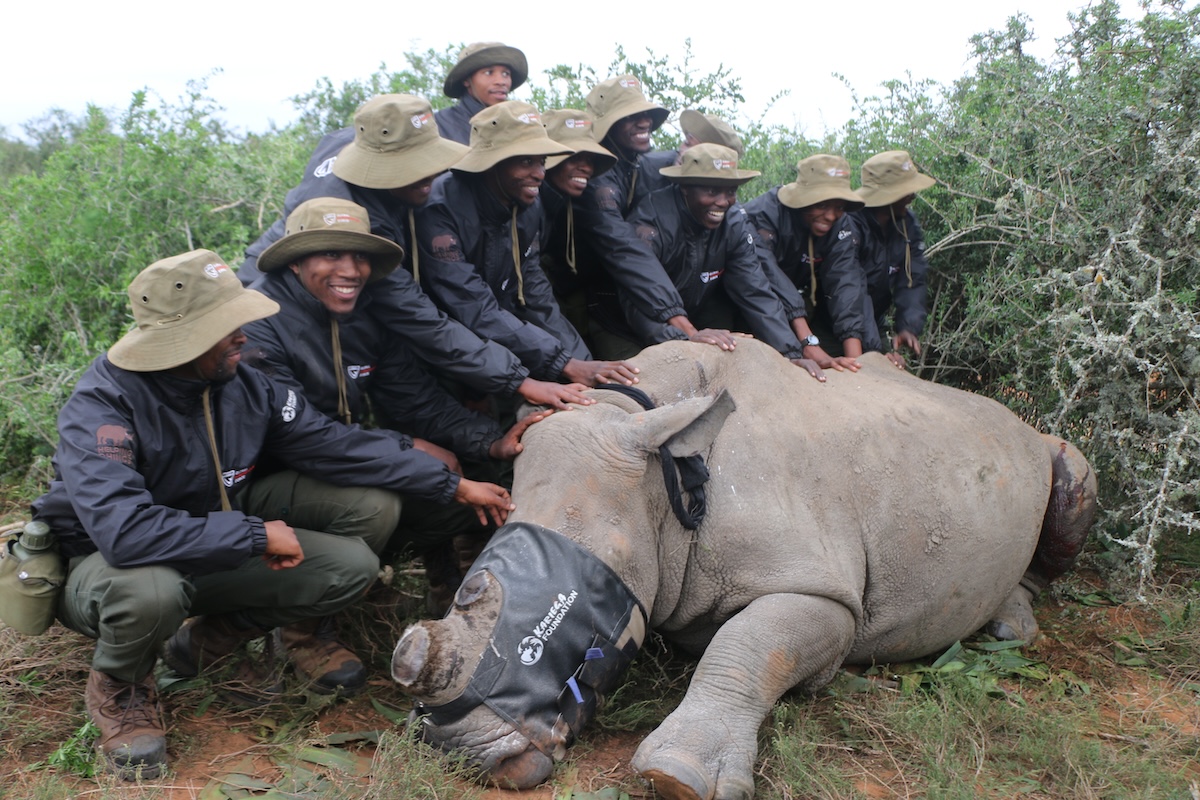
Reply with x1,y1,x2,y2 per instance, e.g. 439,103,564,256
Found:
3,0,1145,139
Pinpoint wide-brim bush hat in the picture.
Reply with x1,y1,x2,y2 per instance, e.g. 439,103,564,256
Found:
679,109,744,156
332,94,468,189
543,110,617,175
586,75,669,143
858,150,936,207
443,42,529,99
452,101,571,174
659,142,760,187
108,250,279,372
778,154,865,210
257,198,404,280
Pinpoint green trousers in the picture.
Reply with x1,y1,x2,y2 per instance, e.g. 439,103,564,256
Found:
58,473,398,683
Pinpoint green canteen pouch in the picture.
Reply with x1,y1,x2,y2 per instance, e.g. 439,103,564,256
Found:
0,537,65,635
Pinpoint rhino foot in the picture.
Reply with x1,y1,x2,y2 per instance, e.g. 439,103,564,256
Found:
632,723,754,800
983,584,1039,642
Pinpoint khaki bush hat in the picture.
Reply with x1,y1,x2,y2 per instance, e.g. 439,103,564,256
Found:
452,101,571,174
858,150,936,207
108,250,279,372
542,110,617,175
443,42,529,99
679,109,744,156
257,197,405,279
332,94,468,189
659,142,760,187
778,154,865,210
586,75,669,143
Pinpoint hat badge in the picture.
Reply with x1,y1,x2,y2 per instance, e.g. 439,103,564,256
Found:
712,158,734,171
826,168,849,178
901,160,913,171
618,78,640,89
202,263,228,280
516,112,541,125
411,112,433,128
323,213,338,226
565,118,590,129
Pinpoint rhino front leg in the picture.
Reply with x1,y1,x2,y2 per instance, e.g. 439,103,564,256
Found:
633,594,855,800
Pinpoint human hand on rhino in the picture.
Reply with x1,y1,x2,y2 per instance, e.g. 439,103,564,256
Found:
489,410,556,461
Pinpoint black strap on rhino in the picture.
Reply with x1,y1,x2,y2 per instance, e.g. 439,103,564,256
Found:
414,522,645,760
594,383,710,530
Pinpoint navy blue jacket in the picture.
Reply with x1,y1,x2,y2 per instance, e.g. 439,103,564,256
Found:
851,208,930,339
539,180,687,341
744,188,881,351
239,128,529,395
243,270,502,461
414,173,590,381
627,187,804,359
32,356,459,575
433,94,486,145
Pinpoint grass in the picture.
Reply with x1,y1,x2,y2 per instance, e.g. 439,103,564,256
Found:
1,553,1199,799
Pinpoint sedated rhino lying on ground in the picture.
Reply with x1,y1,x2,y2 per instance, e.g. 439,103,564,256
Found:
391,339,1096,800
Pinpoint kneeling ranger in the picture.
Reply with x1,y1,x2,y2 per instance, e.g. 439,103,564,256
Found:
29,250,514,779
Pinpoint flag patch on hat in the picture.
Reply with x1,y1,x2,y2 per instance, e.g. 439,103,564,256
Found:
203,263,231,279
411,112,433,128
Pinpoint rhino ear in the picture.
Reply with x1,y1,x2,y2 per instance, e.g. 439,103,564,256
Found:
629,390,736,458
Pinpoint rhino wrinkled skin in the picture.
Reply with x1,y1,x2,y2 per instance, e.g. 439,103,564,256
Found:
392,340,1096,800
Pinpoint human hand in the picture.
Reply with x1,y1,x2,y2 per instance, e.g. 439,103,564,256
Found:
453,479,515,526
263,519,304,570
689,328,742,351
789,358,827,382
561,358,640,387
803,345,861,373
516,378,593,409
489,409,555,460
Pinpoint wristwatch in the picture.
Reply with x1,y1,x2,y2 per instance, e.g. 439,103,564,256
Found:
801,334,820,349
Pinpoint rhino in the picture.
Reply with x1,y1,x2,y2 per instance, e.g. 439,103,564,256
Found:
391,340,1096,800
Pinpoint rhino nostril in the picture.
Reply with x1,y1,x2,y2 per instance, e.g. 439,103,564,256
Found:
455,571,489,607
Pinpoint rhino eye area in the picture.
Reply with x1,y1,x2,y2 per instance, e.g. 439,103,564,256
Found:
455,571,489,607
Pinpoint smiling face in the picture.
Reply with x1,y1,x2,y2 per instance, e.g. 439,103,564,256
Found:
490,155,547,207
681,185,739,229
800,199,848,237
608,111,655,155
188,328,247,383
290,250,372,315
463,65,513,107
547,152,596,198
389,174,441,208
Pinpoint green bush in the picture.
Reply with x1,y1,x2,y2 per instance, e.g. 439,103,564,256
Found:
1,3,1196,593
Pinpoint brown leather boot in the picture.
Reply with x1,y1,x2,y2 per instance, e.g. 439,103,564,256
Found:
85,669,167,780
163,614,282,706
279,617,366,696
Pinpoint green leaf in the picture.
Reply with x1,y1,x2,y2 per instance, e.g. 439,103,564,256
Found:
370,697,409,725
295,745,372,776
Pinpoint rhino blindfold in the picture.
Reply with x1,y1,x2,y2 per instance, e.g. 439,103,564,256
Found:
414,522,645,760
